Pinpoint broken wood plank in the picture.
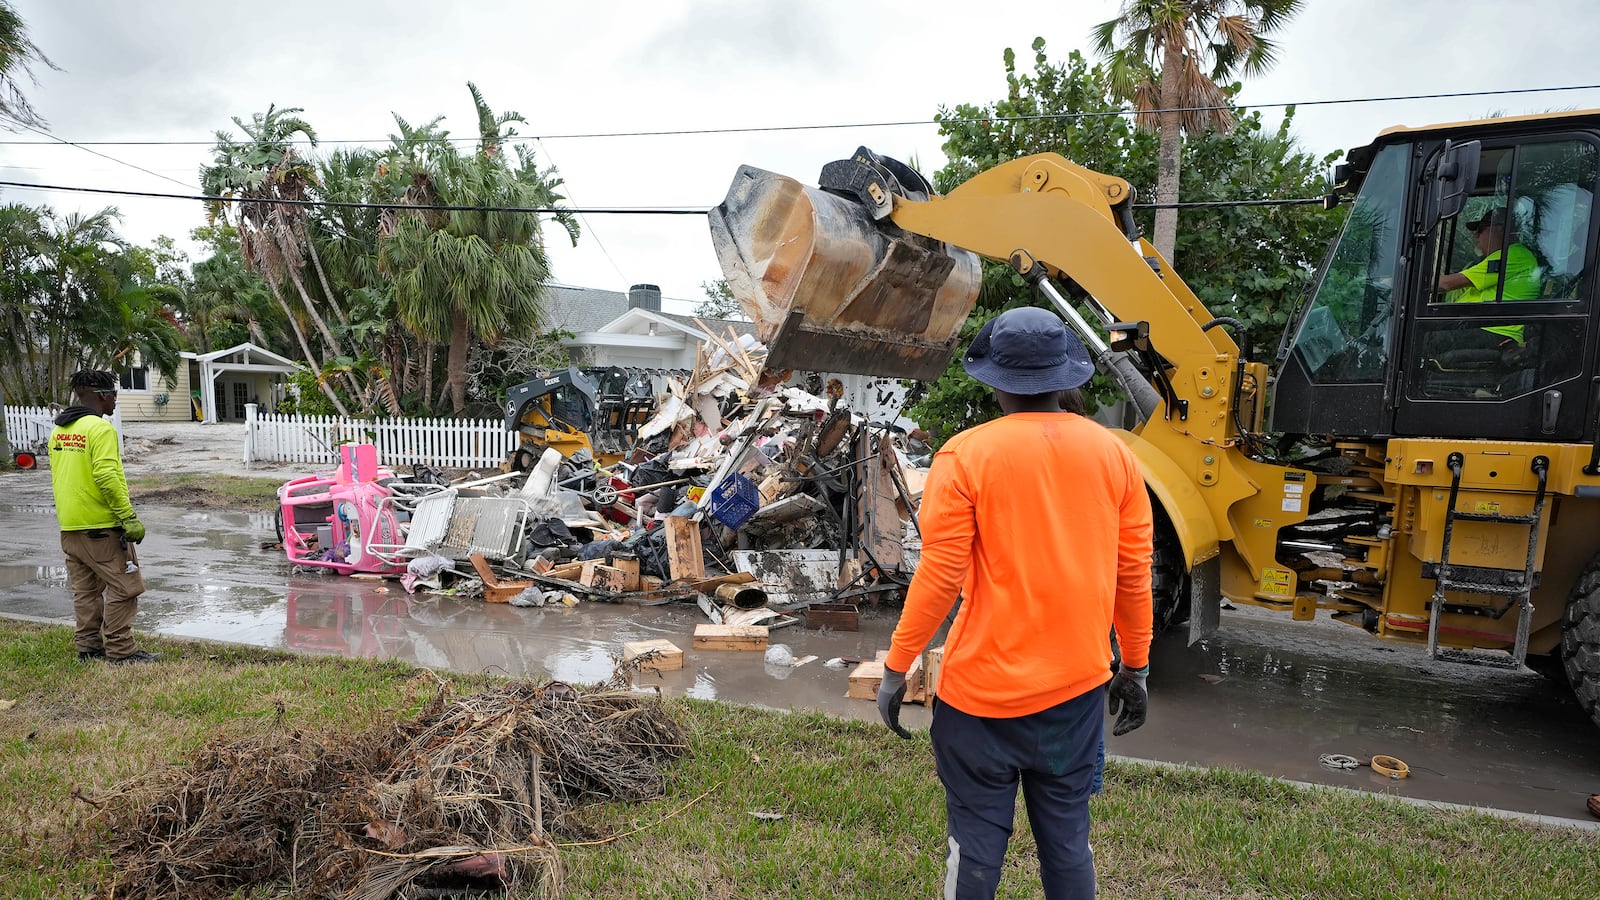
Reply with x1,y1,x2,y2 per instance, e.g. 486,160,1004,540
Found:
925,645,944,701
623,638,684,671
692,624,768,651
664,516,705,581
468,552,534,603
548,560,585,581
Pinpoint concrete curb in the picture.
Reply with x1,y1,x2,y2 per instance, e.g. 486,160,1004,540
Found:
1108,752,1600,832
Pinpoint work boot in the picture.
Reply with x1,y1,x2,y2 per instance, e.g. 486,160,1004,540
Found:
108,650,162,666
77,648,106,662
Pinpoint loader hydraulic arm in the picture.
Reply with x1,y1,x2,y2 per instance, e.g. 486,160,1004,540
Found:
886,153,1236,377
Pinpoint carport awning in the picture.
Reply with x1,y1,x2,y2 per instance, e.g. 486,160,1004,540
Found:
183,342,300,423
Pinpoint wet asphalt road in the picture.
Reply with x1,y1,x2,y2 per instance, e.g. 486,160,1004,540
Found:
2,474,1597,823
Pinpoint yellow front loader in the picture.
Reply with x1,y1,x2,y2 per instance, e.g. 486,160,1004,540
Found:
709,114,1600,732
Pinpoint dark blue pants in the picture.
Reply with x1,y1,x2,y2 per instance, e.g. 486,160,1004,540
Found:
931,686,1104,900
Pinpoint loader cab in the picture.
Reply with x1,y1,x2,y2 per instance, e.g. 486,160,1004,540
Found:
1274,113,1600,441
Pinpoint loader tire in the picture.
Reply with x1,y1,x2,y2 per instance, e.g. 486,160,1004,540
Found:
274,506,285,545
1561,560,1600,731
1151,506,1189,632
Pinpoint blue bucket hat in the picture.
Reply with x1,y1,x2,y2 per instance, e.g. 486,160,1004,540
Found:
961,307,1093,394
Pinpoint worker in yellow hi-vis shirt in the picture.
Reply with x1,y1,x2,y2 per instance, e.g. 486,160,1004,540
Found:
48,370,159,665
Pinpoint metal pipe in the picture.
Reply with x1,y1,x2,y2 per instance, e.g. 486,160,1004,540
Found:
1279,539,1345,553
1036,277,1163,421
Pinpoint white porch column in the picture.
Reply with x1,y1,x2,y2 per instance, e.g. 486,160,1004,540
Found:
243,402,257,465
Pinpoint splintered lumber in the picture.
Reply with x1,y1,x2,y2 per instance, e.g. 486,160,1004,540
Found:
692,624,769,651
623,638,684,671
665,516,706,580
468,552,533,603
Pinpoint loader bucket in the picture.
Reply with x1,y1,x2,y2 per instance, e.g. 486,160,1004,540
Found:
708,164,982,381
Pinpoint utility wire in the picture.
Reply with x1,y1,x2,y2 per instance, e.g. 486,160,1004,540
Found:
535,138,630,283
0,178,1330,213
0,179,710,214
0,118,200,190
0,82,1596,147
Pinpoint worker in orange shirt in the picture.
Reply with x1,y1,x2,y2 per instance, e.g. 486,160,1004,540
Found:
878,306,1154,900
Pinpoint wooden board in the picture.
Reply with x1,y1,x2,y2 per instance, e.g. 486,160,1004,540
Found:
607,554,641,591
468,552,533,603
665,516,706,580
806,602,860,631
547,560,585,581
692,624,768,651
925,645,944,701
622,638,684,671
845,649,892,700
585,564,628,593
904,655,926,705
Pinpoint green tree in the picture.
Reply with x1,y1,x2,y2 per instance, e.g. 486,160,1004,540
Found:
694,279,748,320
0,204,184,404
909,40,1342,442
1093,0,1304,263
201,105,351,415
379,83,578,414
0,0,57,128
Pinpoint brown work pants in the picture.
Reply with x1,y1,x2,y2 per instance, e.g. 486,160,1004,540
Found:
61,529,145,659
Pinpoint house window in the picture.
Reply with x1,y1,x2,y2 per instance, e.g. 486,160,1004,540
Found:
119,367,148,391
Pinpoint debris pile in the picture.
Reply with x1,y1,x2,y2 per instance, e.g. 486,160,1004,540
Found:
281,324,934,625
92,679,685,900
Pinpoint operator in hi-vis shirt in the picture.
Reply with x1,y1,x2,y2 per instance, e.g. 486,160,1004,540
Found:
48,370,158,665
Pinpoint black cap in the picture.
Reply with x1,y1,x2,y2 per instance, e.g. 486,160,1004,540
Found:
1466,207,1506,232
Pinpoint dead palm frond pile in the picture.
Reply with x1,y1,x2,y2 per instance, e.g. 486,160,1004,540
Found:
91,679,685,899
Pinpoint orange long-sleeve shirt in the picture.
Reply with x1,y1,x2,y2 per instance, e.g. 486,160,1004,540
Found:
886,412,1153,719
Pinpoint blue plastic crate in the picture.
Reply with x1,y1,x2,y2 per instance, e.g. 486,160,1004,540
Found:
707,473,760,529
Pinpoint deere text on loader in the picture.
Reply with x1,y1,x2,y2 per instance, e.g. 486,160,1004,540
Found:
709,112,1600,731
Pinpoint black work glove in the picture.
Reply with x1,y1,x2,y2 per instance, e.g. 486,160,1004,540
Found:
1106,664,1149,736
876,665,912,739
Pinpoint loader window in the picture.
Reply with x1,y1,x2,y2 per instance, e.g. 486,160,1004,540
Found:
1288,144,1408,382
1429,140,1597,306
1410,137,1597,404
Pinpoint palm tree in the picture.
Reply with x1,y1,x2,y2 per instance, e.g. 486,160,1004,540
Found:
202,105,351,415
1093,0,1304,262
379,84,578,414
0,0,58,128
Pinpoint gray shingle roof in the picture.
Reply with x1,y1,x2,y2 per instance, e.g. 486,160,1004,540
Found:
541,284,630,333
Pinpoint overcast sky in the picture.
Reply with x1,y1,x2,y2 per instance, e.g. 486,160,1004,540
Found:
6,0,1600,314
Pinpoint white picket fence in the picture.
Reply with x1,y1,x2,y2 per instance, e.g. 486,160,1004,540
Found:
243,404,517,469
4,404,123,458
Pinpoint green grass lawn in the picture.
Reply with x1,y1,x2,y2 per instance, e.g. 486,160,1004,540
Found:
1,620,1595,899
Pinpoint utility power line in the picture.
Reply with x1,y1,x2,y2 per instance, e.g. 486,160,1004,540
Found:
0,178,1328,213
0,82,1595,148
